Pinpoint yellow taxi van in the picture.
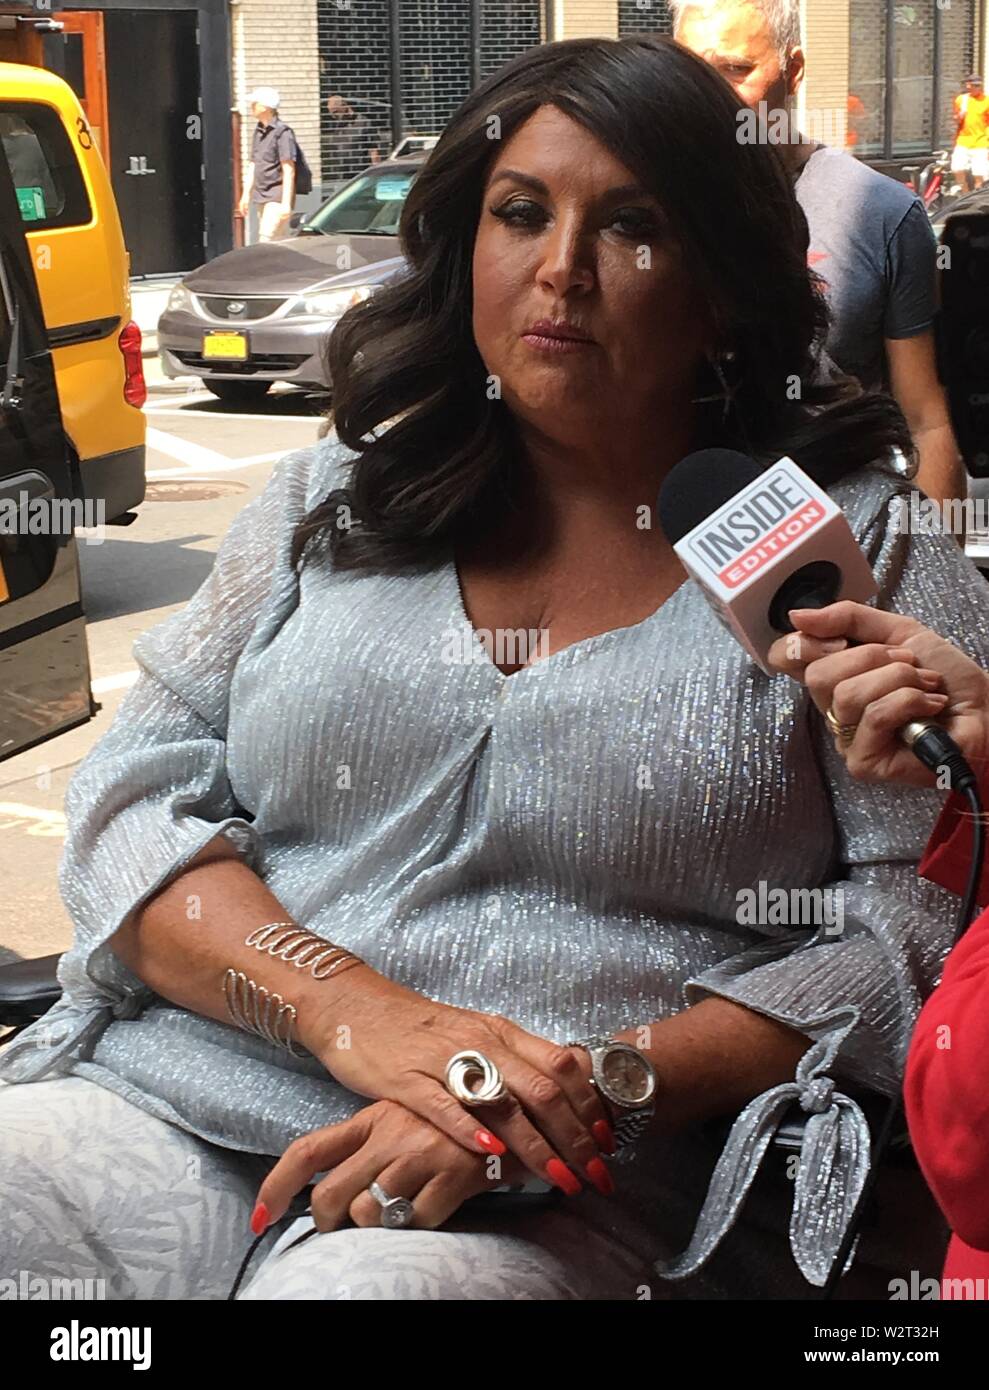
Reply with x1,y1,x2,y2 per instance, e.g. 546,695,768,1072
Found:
1,116,93,763
0,61,145,522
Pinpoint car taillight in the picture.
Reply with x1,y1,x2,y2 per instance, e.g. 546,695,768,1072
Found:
119,320,147,408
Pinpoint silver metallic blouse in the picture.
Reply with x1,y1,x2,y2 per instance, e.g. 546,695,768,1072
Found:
2,435,984,1294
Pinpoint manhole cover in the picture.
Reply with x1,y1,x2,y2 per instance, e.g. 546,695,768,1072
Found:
144,479,249,502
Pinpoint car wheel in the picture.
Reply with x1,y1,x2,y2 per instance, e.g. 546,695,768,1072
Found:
204,379,272,405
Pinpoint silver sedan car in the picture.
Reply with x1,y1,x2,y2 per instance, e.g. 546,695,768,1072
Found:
157,156,422,404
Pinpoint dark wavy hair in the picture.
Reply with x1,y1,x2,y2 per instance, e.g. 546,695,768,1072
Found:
291,34,911,572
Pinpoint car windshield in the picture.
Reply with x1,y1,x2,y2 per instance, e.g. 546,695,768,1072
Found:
304,167,417,236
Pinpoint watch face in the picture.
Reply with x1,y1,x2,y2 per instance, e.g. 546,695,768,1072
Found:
601,1047,653,1103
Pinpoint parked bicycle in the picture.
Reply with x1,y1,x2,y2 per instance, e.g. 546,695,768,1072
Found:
903,149,963,219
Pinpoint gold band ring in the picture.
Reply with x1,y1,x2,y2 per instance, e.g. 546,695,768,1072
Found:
824,705,858,746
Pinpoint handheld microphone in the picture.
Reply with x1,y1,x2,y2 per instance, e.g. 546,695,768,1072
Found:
658,451,982,1303
658,448,976,791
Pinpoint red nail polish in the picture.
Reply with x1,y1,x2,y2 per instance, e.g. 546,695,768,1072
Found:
586,1157,614,1196
592,1119,616,1155
545,1158,582,1197
250,1201,270,1236
475,1129,507,1157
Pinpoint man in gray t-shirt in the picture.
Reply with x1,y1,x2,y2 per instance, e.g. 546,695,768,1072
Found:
673,0,964,509
794,143,936,394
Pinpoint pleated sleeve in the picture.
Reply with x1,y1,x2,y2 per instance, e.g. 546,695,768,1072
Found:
0,438,351,1081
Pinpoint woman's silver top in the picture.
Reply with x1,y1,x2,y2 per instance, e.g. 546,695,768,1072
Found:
2,435,984,1292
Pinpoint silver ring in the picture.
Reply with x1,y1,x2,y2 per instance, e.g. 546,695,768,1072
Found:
444,1050,509,1107
368,1180,415,1230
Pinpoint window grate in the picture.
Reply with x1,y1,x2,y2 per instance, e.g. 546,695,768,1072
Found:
400,1,473,139
480,1,544,79
617,1,674,36
850,0,980,163
316,1,544,196
317,0,394,190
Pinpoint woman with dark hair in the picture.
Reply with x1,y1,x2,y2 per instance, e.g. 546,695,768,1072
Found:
0,35,983,1301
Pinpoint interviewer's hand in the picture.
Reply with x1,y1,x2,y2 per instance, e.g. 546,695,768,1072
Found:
252,1099,546,1236
767,601,989,786
309,970,614,1197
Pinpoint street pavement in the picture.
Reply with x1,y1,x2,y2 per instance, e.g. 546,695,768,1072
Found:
0,367,328,964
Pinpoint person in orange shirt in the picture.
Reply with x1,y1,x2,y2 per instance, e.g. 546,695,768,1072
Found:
952,73,989,192
845,92,865,150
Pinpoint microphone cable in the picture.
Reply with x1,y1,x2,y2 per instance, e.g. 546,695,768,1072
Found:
226,1186,318,1301
822,773,985,1299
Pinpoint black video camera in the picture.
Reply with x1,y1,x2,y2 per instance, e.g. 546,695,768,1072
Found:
938,208,989,476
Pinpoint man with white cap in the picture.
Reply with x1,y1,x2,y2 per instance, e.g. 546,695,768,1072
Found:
239,87,298,242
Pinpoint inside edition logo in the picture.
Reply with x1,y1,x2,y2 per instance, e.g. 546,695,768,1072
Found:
687,471,826,589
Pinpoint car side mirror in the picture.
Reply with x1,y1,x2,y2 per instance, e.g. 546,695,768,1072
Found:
289,212,306,230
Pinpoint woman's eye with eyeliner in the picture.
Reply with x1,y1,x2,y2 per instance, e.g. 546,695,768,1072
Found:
489,201,665,241
612,210,664,238
491,199,545,227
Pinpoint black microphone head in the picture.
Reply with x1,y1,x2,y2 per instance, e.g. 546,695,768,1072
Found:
657,448,764,546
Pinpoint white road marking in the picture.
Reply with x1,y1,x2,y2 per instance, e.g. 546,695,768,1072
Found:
91,670,139,694
0,802,67,837
145,427,233,471
146,452,284,479
145,403,322,423
144,391,212,410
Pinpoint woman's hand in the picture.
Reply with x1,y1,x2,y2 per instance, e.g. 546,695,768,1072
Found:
767,601,989,786
251,1099,549,1236
309,970,616,1198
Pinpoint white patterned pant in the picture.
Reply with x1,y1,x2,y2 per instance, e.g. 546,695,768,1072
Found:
0,1077,659,1300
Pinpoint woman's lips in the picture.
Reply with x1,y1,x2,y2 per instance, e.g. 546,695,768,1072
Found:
521,327,596,353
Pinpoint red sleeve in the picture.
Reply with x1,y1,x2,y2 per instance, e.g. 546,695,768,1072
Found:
904,905,989,1250
918,791,989,903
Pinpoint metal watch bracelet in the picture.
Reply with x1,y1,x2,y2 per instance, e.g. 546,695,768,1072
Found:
565,1035,657,1153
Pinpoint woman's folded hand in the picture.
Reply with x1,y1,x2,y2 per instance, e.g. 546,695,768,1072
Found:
767,600,989,786
250,1099,536,1236
307,969,616,1198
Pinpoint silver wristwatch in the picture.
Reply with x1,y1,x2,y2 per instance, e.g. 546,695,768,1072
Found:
565,1036,657,1153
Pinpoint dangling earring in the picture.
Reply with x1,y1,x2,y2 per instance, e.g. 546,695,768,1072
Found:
693,348,739,421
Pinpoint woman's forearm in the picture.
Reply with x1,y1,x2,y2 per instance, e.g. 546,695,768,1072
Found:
107,834,398,1057
615,997,813,1136
109,844,810,1129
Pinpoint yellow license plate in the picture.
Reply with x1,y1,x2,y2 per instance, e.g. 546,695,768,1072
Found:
202,331,248,360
